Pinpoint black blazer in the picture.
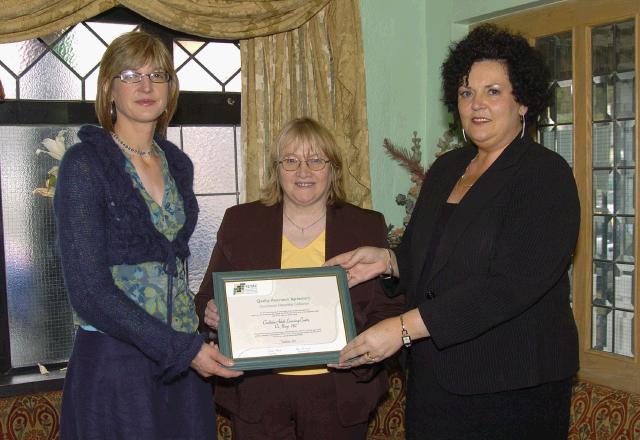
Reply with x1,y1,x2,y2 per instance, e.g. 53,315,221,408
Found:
195,201,405,425
394,134,580,395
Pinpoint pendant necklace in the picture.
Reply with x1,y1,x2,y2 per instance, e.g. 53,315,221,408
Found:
284,210,326,235
112,132,156,157
458,154,479,188
457,173,474,188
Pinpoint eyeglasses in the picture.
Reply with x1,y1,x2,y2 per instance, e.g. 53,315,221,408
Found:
114,70,171,84
277,156,331,171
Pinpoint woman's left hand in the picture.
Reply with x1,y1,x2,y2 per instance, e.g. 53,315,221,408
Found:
329,317,404,369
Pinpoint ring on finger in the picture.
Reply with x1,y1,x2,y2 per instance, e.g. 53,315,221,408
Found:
364,352,377,363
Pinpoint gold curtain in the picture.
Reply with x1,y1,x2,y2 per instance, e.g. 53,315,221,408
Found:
0,0,329,43
242,0,371,206
0,0,371,207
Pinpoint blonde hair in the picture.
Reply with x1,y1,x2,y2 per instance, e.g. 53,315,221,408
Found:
95,30,178,136
261,117,346,206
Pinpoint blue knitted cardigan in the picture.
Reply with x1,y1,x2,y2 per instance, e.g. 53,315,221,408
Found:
54,125,202,381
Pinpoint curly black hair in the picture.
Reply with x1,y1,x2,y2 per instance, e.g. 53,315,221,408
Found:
441,24,551,122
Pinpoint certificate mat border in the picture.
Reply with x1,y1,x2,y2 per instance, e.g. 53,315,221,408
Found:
213,266,355,371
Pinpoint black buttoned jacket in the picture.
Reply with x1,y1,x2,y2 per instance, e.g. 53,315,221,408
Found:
393,134,580,394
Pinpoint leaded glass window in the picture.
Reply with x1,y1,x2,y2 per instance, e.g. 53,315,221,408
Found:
591,20,635,358
0,9,243,371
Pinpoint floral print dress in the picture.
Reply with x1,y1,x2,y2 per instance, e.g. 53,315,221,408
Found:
109,148,198,333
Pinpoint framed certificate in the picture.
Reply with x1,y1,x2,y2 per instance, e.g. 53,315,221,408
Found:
213,266,356,371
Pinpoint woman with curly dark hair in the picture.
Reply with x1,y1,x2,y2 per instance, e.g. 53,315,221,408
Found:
326,24,579,439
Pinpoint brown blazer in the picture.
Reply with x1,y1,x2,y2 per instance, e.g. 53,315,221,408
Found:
195,200,405,426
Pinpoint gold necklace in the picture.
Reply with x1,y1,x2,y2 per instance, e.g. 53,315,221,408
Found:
111,132,156,157
458,154,479,188
284,210,326,235
457,173,474,188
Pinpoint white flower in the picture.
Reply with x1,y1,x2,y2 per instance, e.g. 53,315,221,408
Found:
34,130,68,198
36,130,67,161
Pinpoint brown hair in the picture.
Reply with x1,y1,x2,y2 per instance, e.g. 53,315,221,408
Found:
261,117,346,206
95,30,178,136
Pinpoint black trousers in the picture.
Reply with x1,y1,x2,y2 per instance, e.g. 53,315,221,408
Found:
405,361,573,440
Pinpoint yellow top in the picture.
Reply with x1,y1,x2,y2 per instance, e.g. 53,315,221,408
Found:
277,230,329,375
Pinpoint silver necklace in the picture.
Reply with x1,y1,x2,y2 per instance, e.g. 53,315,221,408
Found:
112,132,156,157
284,210,326,235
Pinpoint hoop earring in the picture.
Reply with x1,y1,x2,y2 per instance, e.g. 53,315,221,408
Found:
110,101,117,124
462,129,468,143
520,114,526,139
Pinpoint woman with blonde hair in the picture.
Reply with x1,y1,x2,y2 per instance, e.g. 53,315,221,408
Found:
55,30,240,439
195,117,404,439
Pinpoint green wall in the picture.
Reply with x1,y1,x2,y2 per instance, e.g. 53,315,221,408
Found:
360,0,429,229
360,0,563,226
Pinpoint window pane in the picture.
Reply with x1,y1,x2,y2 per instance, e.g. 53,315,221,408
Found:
555,80,573,124
593,261,614,307
85,68,100,101
21,52,81,100
85,22,138,45
615,120,635,166
592,169,613,214
592,121,613,167
615,217,635,264
616,20,635,73
614,310,634,357
225,72,242,93
176,60,222,92
0,126,78,367
0,64,16,100
592,75,614,122
615,264,634,310
615,169,635,215
615,72,635,119
592,306,613,352
592,24,615,76
0,40,47,76
52,24,104,77
188,195,238,292
174,40,240,92
593,215,613,261
176,40,205,55
39,29,68,48
539,126,555,149
173,43,190,69
182,126,239,194
557,125,573,166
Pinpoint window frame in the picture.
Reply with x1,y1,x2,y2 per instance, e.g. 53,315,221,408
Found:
0,6,241,376
486,0,640,394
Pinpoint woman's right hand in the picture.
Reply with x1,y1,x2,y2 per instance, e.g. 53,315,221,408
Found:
204,299,220,329
324,246,394,288
191,341,243,379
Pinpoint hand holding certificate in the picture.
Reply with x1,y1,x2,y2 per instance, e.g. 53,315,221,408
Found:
213,266,356,370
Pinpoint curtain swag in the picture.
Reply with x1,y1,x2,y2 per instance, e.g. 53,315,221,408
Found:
0,0,329,43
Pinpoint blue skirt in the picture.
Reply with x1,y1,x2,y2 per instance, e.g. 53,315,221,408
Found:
61,329,217,440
